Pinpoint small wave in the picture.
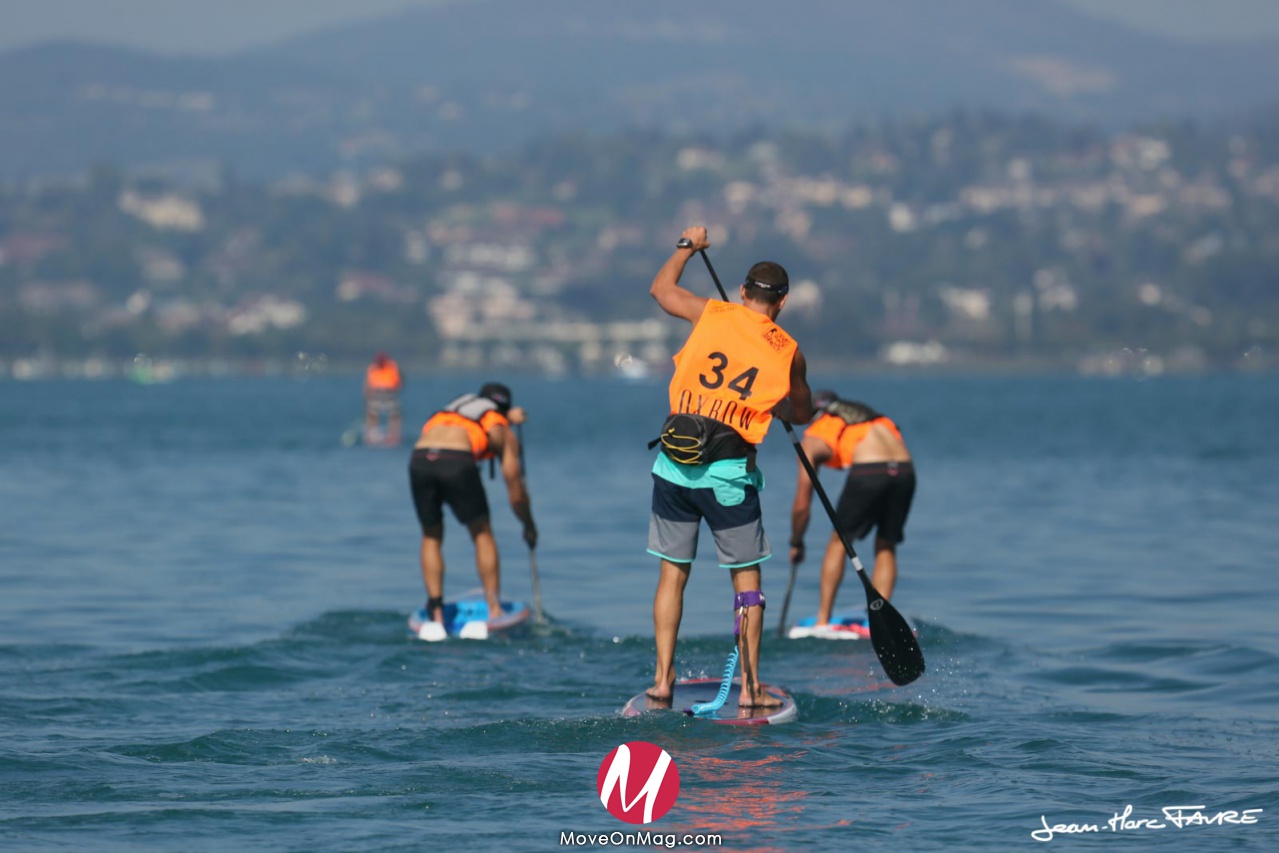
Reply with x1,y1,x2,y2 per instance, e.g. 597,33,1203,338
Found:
795,694,970,727
299,755,337,765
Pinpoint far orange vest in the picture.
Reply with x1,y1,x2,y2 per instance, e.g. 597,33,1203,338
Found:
366,361,402,392
805,412,903,469
667,301,798,445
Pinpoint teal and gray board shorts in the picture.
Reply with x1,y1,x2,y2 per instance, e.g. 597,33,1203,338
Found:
647,454,771,569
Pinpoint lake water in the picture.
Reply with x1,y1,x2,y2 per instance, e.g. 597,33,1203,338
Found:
1,373,1276,851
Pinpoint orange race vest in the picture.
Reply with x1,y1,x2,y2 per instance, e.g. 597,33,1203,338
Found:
366,361,402,392
667,301,798,445
805,412,903,469
418,395,509,460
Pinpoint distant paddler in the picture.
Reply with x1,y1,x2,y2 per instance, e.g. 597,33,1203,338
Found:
408,383,538,631
363,351,404,446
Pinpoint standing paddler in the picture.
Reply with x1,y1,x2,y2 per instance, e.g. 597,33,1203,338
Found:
408,383,537,640
644,225,814,708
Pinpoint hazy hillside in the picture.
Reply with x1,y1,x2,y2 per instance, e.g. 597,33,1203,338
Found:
1,0,1278,180
4,111,1277,375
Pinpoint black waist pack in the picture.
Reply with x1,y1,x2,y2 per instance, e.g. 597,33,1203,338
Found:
648,413,756,471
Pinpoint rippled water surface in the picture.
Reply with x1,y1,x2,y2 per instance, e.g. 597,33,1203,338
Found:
2,374,1277,851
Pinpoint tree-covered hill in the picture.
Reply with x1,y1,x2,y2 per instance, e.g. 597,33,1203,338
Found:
2,112,1276,377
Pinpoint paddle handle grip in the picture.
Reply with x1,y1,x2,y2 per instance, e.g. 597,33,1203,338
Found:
675,242,728,301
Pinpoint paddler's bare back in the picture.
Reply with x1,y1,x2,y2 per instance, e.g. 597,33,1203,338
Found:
852,421,912,464
414,423,474,452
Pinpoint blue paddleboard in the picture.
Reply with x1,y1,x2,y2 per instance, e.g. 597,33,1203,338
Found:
623,678,797,725
408,597,531,641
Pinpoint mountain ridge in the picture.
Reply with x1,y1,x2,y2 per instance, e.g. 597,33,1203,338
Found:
2,0,1277,180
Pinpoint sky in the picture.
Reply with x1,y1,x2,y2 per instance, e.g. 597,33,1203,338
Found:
2,0,1279,56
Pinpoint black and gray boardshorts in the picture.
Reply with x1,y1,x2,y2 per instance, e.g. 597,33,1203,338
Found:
646,457,771,569
834,460,917,544
408,448,490,530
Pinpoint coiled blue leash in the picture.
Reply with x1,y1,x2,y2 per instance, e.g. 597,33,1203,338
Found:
689,648,739,716
689,590,764,716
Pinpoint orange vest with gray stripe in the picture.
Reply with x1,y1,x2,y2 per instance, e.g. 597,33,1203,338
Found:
667,301,797,446
805,412,903,469
419,394,509,460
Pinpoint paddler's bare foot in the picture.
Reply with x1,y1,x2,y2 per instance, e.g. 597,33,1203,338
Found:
644,693,673,710
645,680,674,701
486,601,505,621
740,687,784,709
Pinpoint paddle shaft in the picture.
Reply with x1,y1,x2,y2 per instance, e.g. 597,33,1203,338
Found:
515,423,545,623
527,548,545,624
776,559,799,639
694,247,728,300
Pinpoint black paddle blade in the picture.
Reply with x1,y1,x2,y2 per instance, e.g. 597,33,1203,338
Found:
867,597,926,685
857,571,926,685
